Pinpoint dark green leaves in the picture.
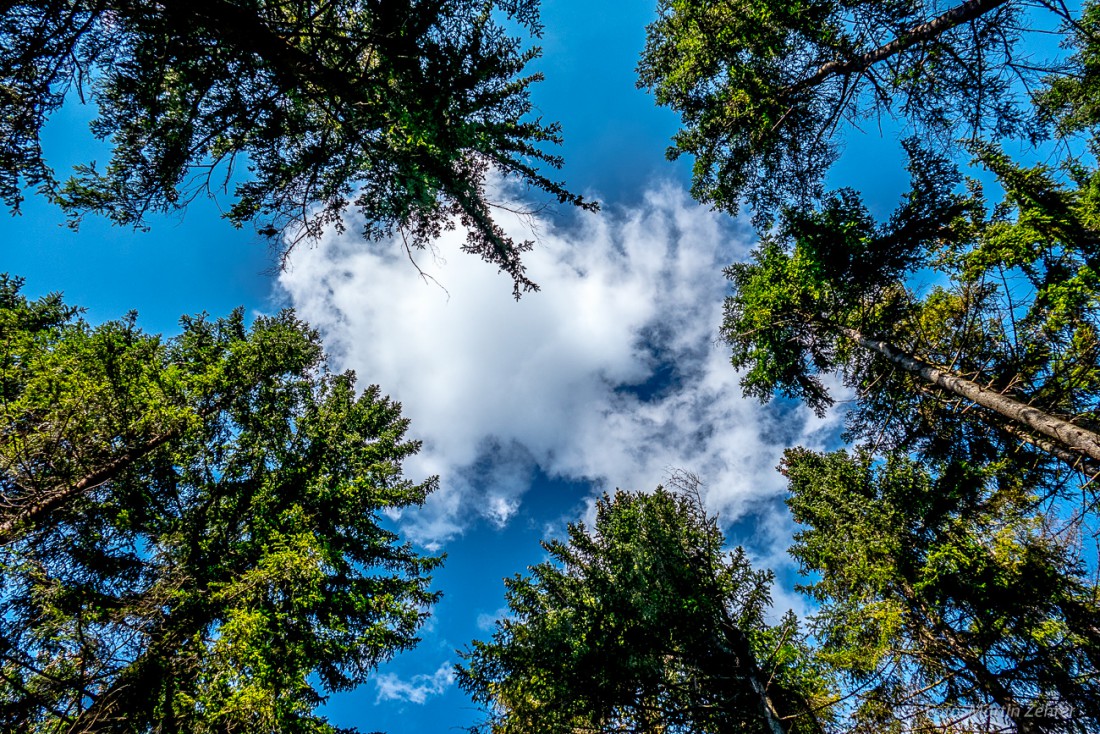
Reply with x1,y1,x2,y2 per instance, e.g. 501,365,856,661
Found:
459,484,833,733
721,140,1100,479
0,0,595,297
638,0,840,216
0,281,440,732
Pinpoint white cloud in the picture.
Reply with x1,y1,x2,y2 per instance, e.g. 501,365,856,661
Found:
278,181,846,549
374,661,455,705
476,606,512,632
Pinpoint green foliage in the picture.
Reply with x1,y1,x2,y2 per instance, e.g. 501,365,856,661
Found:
1038,2,1100,139
722,142,1100,480
722,145,967,414
783,448,1100,732
644,2,1100,730
0,0,595,297
459,482,834,733
638,0,1068,218
0,277,441,732
637,0,840,215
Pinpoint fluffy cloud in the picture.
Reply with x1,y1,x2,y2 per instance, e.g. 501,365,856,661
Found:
278,182,844,549
374,661,455,705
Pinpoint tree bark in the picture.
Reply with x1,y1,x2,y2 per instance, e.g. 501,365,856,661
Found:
906,588,1040,734
914,380,1100,476
788,0,1012,95
0,426,182,543
836,323,1100,466
717,616,789,734
983,411,1100,477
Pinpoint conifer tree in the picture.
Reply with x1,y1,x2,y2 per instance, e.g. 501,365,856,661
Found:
0,277,440,732
459,481,833,734
638,0,1080,217
0,0,594,296
784,448,1100,733
722,146,1100,481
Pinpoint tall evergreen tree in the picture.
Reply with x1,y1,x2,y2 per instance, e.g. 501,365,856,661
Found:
721,144,1100,482
783,448,1100,733
638,0,1081,218
459,481,833,734
641,2,1100,730
0,277,441,732
0,0,594,296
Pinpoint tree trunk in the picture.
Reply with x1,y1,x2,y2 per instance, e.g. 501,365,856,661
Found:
906,589,1040,734
982,410,1100,477
0,426,181,542
717,616,789,734
913,380,1100,476
788,0,1012,95
836,323,1100,466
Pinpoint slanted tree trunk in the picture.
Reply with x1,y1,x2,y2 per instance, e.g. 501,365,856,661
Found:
983,411,1100,477
716,616,789,734
834,322,1100,467
912,381,1100,476
0,426,181,542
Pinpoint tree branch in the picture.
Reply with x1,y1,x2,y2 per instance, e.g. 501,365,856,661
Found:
833,321,1100,466
788,0,1013,96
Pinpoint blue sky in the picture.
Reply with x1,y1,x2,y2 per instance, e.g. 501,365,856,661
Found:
0,1,922,731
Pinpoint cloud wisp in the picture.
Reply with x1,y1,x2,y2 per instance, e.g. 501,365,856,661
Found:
374,661,456,705
278,182,843,549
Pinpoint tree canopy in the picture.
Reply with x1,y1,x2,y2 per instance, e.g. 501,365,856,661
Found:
784,447,1100,733
646,6,1100,728
0,0,595,296
459,480,834,734
9,0,1100,730
721,141,1100,495
638,0,1083,217
0,277,441,732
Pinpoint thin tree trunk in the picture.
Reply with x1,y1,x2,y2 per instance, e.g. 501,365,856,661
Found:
788,0,1012,95
906,589,1040,734
836,323,1100,466
717,616,789,734
0,426,181,542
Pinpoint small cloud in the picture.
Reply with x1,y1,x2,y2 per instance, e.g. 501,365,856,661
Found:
476,607,512,632
373,661,455,705
485,495,520,527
